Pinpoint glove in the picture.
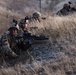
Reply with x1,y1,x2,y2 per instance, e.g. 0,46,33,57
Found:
7,51,18,58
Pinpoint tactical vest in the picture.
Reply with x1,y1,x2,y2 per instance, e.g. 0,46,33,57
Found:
7,34,21,53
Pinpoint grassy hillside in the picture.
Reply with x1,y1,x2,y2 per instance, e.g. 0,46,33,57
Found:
0,13,76,75
0,0,76,75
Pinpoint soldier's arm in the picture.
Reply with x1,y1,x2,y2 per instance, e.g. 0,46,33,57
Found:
1,33,12,54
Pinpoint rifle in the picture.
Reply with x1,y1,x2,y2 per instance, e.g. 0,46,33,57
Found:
22,30,49,45
23,30,49,41
15,31,49,51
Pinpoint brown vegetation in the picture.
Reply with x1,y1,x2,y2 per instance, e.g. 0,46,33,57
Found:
0,12,76,75
0,0,76,75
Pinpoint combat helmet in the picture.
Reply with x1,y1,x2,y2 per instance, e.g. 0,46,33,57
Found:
20,18,29,24
63,3,70,9
32,11,41,18
8,22,19,31
25,16,31,21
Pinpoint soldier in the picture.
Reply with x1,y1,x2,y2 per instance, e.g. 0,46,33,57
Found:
32,12,41,22
57,3,71,16
19,18,32,49
19,17,32,35
68,1,76,12
0,23,20,58
19,18,49,50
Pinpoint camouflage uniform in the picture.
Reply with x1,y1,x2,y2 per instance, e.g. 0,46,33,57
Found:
57,3,71,16
19,18,32,48
0,24,21,58
19,18,31,32
1,32,17,53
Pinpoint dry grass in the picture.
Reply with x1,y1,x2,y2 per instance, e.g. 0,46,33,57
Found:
0,2,76,75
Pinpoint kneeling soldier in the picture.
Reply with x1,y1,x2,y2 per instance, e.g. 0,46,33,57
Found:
0,23,20,58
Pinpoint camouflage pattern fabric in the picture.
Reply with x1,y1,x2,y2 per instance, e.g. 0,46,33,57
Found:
56,2,76,16
0,32,22,55
19,29,32,47
57,8,69,16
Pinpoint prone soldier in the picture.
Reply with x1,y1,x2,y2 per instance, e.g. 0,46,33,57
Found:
32,12,41,22
19,17,49,48
19,18,32,48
